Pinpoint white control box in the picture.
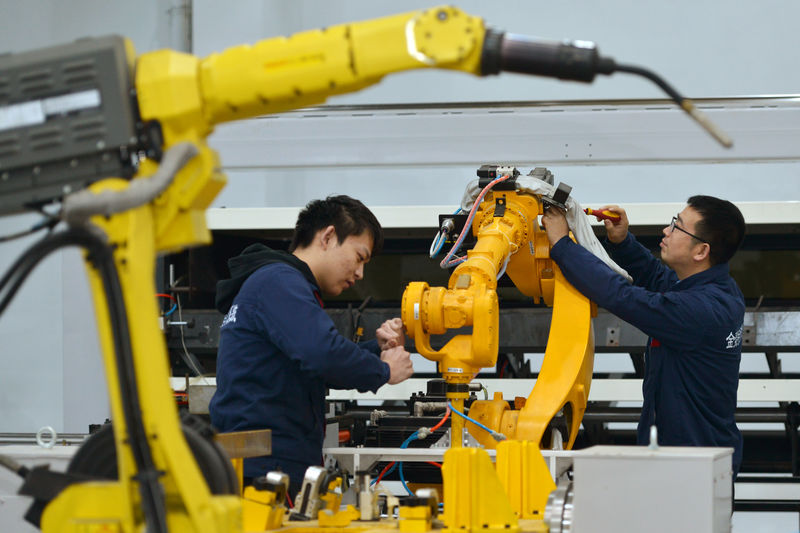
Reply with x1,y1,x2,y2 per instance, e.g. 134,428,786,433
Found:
570,446,732,533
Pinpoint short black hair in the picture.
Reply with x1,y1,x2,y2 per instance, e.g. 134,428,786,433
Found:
289,195,383,255
687,195,745,266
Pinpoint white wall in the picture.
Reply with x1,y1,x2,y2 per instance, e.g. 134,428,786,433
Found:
193,0,800,210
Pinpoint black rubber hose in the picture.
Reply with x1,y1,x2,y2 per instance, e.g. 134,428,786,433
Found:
0,227,168,532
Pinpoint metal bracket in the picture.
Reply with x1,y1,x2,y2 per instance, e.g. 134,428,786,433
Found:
494,196,506,217
742,325,757,346
605,326,620,347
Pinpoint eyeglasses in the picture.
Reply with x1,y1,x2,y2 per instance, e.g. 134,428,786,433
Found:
669,216,709,244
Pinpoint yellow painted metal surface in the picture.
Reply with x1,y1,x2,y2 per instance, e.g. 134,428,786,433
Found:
242,486,287,531
41,482,132,532
398,505,433,533
197,6,485,123
514,266,594,449
318,506,361,527
496,441,555,519
441,448,520,533
65,187,243,532
468,265,595,450
465,392,511,448
402,189,595,524
402,191,547,382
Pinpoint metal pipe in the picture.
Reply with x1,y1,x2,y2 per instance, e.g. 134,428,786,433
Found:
413,402,448,417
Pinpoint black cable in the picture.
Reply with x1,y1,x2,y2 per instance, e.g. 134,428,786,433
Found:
352,295,372,343
613,62,685,105
0,216,58,243
94,231,168,533
613,62,733,148
0,228,168,533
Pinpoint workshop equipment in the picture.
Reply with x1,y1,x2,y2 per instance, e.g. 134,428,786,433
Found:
0,5,731,532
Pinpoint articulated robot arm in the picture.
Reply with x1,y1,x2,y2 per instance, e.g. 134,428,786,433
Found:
401,167,595,518
0,6,730,533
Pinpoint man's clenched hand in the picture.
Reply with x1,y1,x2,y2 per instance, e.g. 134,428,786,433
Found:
381,346,414,384
376,317,405,350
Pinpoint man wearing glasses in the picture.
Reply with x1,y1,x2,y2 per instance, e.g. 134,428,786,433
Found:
541,196,746,479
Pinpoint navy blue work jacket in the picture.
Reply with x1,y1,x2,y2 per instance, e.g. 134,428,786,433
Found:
550,234,744,475
209,261,390,483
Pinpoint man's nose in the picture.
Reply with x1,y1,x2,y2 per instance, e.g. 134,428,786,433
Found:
355,264,364,279
662,225,671,237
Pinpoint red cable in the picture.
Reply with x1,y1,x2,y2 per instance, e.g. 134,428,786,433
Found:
285,491,294,508
430,406,451,432
426,461,442,468
374,408,450,485
440,173,512,268
374,461,395,485
155,293,176,302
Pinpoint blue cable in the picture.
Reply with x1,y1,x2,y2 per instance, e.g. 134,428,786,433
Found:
401,432,420,448
399,461,414,495
163,303,178,317
371,431,420,486
447,401,498,436
440,175,510,269
429,231,446,258
429,207,463,258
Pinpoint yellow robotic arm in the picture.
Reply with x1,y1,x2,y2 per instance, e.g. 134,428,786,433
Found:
135,5,489,252
401,168,595,518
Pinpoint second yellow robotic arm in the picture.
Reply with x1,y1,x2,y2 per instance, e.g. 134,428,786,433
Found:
401,168,594,517
402,171,555,385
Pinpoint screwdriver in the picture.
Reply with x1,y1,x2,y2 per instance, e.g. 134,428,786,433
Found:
584,208,621,221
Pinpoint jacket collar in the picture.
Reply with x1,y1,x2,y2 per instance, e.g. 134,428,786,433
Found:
215,243,320,313
672,262,730,291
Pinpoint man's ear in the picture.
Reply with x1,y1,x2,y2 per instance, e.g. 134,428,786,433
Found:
319,225,337,250
693,242,711,263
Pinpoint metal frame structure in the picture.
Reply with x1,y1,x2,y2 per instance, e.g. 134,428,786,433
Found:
207,96,800,168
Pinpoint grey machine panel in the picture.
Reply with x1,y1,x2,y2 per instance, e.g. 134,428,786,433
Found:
0,35,140,216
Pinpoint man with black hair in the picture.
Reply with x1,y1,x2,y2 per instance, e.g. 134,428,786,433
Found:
210,195,413,496
542,196,746,478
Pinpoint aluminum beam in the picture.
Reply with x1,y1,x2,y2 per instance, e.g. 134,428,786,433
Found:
169,377,800,403
207,96,800,168
169,309,800,353
325,378,800,403
323,447,573,481
207,201,800,231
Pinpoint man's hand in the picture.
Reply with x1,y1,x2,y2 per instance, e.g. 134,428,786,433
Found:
381,346,414,384
376,317,405,350
598,205,629,244
541,207,570,246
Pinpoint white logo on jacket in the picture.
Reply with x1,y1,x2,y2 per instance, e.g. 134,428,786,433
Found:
725,325,742,349
222,304,238,327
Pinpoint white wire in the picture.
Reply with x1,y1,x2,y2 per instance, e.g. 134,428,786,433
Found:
429,207,462,259
440,175,511,269
174,290,210,384
496,252,511,280
429,230,446,258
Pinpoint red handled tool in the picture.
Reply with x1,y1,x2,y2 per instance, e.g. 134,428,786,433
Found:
584,208,621,221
